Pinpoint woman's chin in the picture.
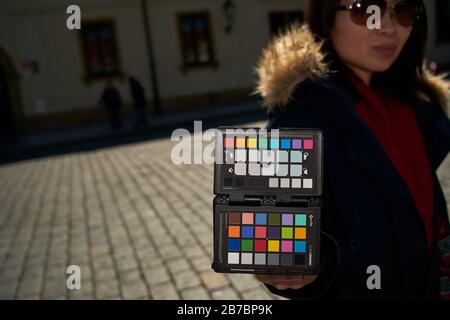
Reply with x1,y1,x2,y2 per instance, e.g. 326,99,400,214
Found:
369,63,393,73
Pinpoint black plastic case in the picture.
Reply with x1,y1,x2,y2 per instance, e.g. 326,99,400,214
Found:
212,127,323,275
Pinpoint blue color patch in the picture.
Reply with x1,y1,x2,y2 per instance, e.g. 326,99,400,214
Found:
281,139,291,149
241,226,254,238
294,241,306,253
228,239,240,251
270,139,279,149
255,213,267,225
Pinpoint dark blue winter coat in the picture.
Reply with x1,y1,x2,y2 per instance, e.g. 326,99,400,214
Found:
255,25,450,299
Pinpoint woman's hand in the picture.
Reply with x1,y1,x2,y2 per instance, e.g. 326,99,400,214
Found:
255,274,317,290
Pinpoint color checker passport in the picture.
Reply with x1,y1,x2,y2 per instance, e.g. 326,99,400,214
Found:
212,127,323,275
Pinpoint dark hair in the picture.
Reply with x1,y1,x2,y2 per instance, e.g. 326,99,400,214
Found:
306,0,428,104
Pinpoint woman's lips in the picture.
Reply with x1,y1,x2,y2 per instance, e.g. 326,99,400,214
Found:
372,45,398,57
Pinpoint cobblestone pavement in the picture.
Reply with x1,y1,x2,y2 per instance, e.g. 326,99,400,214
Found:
0,122,448,300
0,122,287,300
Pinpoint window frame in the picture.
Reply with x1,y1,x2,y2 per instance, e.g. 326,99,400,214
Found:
176,11,218,74
78,18,123,83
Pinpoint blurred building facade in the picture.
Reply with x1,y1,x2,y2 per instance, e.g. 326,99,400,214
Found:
0,0,449,133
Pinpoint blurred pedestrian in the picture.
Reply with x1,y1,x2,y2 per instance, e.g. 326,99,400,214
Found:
100,80,123,130
128,75,148,128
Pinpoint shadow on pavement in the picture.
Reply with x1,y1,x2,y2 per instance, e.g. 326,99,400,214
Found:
0,110,268,165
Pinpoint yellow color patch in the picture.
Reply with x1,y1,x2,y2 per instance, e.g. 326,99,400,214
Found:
236,138,246,148
267,240,280,252
247,138,257,149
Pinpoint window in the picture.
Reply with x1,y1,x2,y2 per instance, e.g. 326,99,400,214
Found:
79,20,121,80
436,0,450,44
177,12,217,71
269,11,304,36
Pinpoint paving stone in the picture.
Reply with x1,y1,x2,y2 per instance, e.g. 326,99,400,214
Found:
90,244,111,257
0,267,22,282
118,269,142,284
183,246,204,259
140,255,163,268
199,270,229,290
95,279,120,299
17,276,43,298
42,278,67,299
180,286,210,300
92,255,115,270
22,264,45,278
167,258,191,274
121,280,148,300
211,287,240,300
69,289,94,300
115,255,139,273
143,265,171,286
17,294,41,300
228,274,261,292
45,265,67,281
149,282,180,300
0,280,18,299
173,269,201,290
94,267,117,282
191,255,212,272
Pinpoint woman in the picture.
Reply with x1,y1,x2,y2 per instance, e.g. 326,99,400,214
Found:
254,0,450,299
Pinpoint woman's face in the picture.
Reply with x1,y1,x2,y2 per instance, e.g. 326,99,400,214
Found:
331,0,414,84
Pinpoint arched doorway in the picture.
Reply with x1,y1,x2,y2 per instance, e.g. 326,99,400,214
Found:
0,47,23,136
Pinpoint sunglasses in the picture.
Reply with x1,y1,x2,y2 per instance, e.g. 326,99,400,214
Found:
335,0,423,27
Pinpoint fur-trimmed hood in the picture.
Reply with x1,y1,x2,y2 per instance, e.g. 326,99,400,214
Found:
255,24,449,113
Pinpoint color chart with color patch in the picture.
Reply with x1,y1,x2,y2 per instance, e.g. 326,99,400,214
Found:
214,128,323,196
212,128,323,275
212,206,320,274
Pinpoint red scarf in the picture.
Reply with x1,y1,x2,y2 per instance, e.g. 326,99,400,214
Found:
349,74,434,253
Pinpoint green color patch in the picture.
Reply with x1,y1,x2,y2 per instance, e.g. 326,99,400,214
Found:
268,213,280,225
295,214,307,226
258,138,268,149
241,239,253,252
282,227,293,239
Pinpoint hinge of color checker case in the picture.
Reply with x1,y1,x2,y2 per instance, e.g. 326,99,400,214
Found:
217,194,319,208
276,195,316,207
227,195,261,206
224,195,276,206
